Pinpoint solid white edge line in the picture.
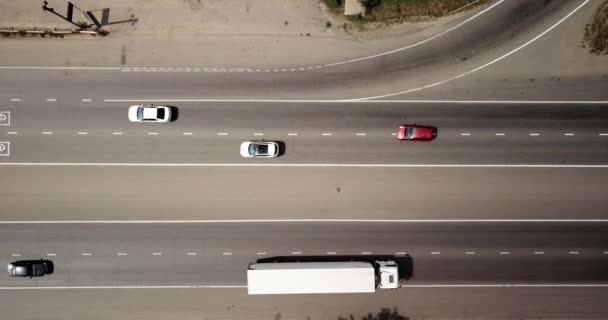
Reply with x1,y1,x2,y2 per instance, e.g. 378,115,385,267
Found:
0,163,607,168
348,0,592,101
1,284,608,290
103,99,608,104
323,0,505,67
0,219,607,224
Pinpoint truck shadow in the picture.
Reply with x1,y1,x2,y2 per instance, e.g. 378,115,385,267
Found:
256,255,413,280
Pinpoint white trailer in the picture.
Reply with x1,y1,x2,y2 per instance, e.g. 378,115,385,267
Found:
247,261,399,295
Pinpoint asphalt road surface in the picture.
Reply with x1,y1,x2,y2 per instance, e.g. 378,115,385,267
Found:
1,222,607,319
1,102,608,164
1,222,607,287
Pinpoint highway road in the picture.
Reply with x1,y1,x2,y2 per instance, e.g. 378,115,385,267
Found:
0,222,607,319
1,102,608,163
1,222,607,287
0,0,606,319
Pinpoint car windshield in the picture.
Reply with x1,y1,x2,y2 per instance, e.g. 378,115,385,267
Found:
156,109,165,119
405,127,414,139
137,107,144,120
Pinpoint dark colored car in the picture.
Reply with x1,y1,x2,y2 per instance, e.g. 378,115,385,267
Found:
7,260,54,278
396,125,436,141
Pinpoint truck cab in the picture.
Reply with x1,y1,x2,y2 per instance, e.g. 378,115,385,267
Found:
376,260,399,289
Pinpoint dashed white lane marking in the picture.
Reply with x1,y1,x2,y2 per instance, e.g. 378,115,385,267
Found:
499,251,510,255
604,251,608,254
222,252,233,256
361,252,372,255
291,251,302,255
42,131,53,135
46,99,57,102
2,163,608,170
287,133,298,136
569,251,580,255
322,133,332,136
77,132,88,135
495,133,505,136
430,252,441,255
152,252,162,256
392,133,397,136
148,132,158,135
113,132,123,135
10,98,20,102
599,133,608,136
534,251,545,255
257,252,267,255
11,253,21,257
350,0,591,101
81,253,92,256
253,133,264,136
395,252,407,255
46,253,56,256
82,99,92,102
564,133,574,136
186,252,197,256
326,251,337,255
529,133,540,136
356,133,367,136
217,132,229,136
183,132,193,135
465,251,476,255
460,133,471,136
7,131,17,135
116,252,127,256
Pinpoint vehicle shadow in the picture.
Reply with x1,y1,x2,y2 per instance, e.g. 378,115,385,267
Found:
431,127,439,140
277,141,286,156
255,255,413,280
169,106,179,122
43,260,54,274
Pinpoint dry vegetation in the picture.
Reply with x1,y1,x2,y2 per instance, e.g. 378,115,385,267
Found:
583,0,608,54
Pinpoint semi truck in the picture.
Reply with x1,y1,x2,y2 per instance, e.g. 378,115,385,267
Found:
247,260,399,294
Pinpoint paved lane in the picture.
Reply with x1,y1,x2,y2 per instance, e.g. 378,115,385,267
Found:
1,166,608,221
2,102,608,164
0,222,607,287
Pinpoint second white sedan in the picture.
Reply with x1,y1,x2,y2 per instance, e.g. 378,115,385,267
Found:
128,105,172,122
240,141,280,158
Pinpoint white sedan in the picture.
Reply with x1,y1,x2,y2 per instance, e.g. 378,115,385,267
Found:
128,105,172,122
240,141,280,158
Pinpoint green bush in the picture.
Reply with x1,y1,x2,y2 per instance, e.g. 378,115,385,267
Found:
583,1,608,54
325,0,342,9
338,307,409,320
